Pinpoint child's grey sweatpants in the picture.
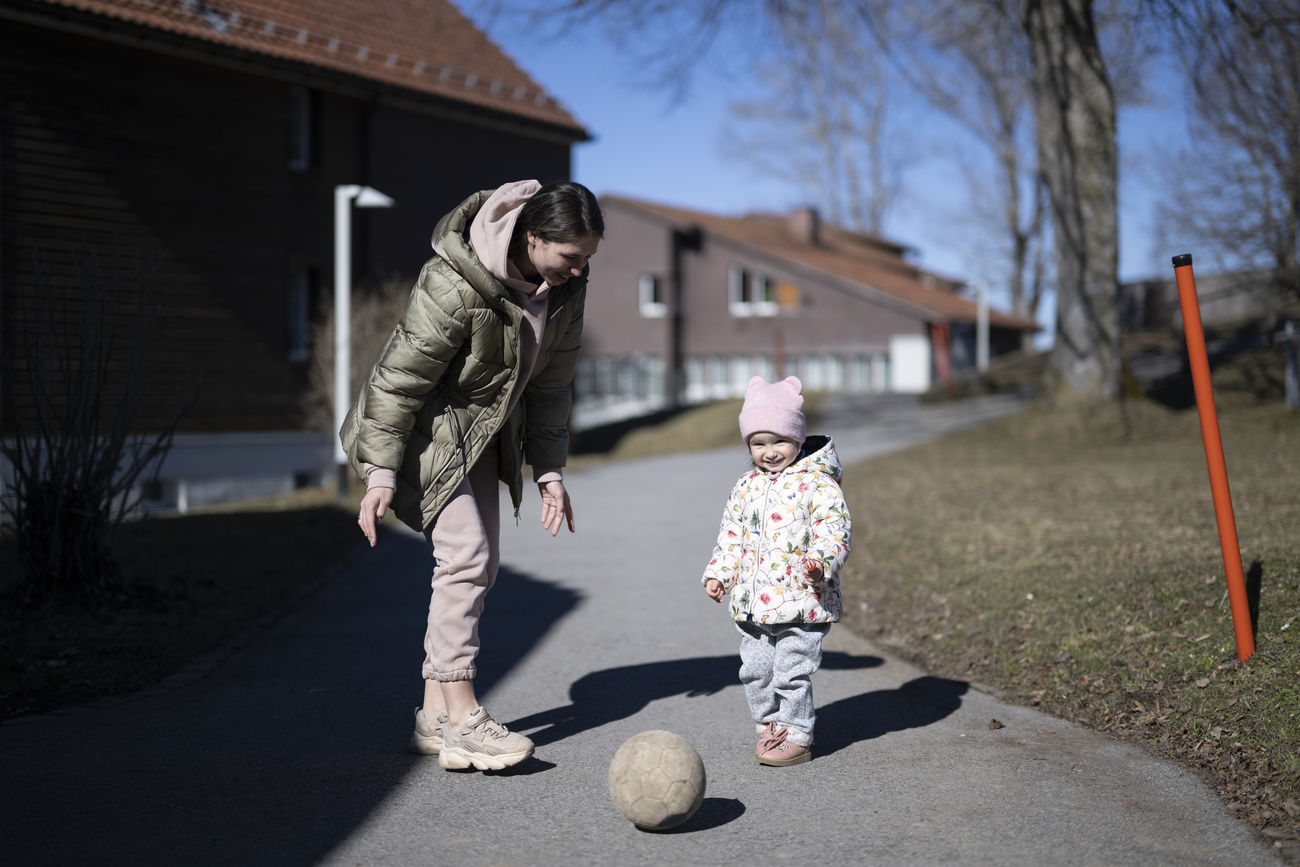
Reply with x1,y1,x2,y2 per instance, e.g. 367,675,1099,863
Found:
736,621,831,746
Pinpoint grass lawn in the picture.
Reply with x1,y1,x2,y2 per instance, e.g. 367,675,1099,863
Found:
838,394,1300,839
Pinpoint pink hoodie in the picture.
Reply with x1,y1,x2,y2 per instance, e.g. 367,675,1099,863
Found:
366,180,561,490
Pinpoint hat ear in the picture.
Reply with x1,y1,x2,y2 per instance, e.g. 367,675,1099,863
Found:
746,375,768,394
782,376,803,394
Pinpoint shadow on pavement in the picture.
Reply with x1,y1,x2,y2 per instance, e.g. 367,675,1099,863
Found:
507,651,883,747
817,675,969,756
0,538,584,867
650,797,747,834
475,564,585,699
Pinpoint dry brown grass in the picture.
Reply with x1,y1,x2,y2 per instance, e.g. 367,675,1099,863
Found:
568,393,829,469
839,397,1300,838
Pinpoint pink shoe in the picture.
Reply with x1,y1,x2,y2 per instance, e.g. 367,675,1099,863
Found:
756,723,812,766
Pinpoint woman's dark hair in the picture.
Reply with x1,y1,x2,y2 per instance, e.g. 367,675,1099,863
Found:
509,180,604,257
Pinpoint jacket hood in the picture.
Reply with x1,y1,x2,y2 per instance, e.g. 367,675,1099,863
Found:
432,186,584,309
430,190,511,308
469,179,560,303
787,435,843,483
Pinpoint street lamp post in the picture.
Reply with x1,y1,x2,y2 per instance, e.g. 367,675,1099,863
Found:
334,184,395,500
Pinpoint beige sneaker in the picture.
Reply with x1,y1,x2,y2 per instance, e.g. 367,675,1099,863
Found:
437,706,535,771
757,723,812,766
408,707,448,755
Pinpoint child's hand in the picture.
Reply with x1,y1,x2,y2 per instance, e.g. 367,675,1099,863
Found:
705,578,725,603
801,559,824,587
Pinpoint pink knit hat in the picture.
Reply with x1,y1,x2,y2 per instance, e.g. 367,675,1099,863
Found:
738,376,806,443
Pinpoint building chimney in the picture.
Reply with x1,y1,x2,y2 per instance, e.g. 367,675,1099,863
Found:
788,206,820,245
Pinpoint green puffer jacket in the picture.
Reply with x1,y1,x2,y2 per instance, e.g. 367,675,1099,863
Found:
339,189,586,532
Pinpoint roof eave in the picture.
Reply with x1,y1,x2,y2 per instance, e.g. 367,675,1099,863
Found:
605,197,1038,327
1,0,591,145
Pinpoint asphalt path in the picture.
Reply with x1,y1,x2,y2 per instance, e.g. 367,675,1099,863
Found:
0,394,1283,866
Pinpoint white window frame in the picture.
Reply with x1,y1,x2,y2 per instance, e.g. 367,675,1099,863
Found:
751,272,780,317
728,263,752,317
638,273,668,318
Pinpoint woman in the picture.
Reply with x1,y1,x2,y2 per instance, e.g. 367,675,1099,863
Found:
340,179,602,772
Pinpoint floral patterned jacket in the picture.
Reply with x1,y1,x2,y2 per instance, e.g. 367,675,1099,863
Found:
702,435,852,625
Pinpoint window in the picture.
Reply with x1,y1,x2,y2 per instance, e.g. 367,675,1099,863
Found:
799,354,823,390
286,267,315,361
595,356,616,398
287,86,313,172
685,357,706,401
728,264,752,317
574,357,594,401
730,265,781,317
751,272,779,317
826,355,845,390
639,273,667,317
854,354,872,392
641,355,666,401
617,357,634,397
730,355,752,393
708,356,729,398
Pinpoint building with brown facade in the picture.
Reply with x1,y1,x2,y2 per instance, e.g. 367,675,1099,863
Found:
0,0,587,508
577,196,1038,424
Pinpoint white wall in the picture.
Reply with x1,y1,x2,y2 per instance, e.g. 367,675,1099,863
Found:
889,334,932,394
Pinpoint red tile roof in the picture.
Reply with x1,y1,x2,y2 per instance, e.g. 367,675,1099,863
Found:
27,0,586,135
605,196,1039,330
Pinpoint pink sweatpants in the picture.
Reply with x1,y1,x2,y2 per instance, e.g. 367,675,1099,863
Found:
420,437,501,682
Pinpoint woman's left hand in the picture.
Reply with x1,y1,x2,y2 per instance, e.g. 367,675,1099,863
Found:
539,479,576,536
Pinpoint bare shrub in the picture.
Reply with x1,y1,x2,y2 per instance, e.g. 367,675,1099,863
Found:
0,248,190,598
301,276,413,433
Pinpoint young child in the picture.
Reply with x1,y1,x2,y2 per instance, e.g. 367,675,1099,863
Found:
702,375,852,766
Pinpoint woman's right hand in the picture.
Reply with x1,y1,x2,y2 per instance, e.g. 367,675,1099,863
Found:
358,486,394,547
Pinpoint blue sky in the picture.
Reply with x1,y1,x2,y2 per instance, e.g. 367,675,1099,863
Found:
458,2,1193,334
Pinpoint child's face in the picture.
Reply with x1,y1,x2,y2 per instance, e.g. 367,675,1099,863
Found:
748,432,801,474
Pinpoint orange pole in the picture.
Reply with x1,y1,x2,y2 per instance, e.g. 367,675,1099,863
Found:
1171,254,1254,662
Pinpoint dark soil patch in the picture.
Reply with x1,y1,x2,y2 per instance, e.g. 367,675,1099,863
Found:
0,493,363,721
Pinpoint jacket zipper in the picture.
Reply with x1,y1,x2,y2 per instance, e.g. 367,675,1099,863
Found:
747,472,776,622
440,311,523,517
435,280,572,523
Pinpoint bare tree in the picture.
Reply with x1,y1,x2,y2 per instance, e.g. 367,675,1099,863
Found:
892,1,1048,345
510,0,1126,400
1020,0,1122,400
1160,0,1300,303
0,248,189,598
727,0,905,234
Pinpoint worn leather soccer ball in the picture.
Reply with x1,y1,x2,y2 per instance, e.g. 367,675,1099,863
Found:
608,730,706,831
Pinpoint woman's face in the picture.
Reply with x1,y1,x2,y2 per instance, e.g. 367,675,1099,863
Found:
525,232,600,286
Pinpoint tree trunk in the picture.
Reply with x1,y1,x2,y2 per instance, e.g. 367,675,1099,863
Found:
1025,0,1119,401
